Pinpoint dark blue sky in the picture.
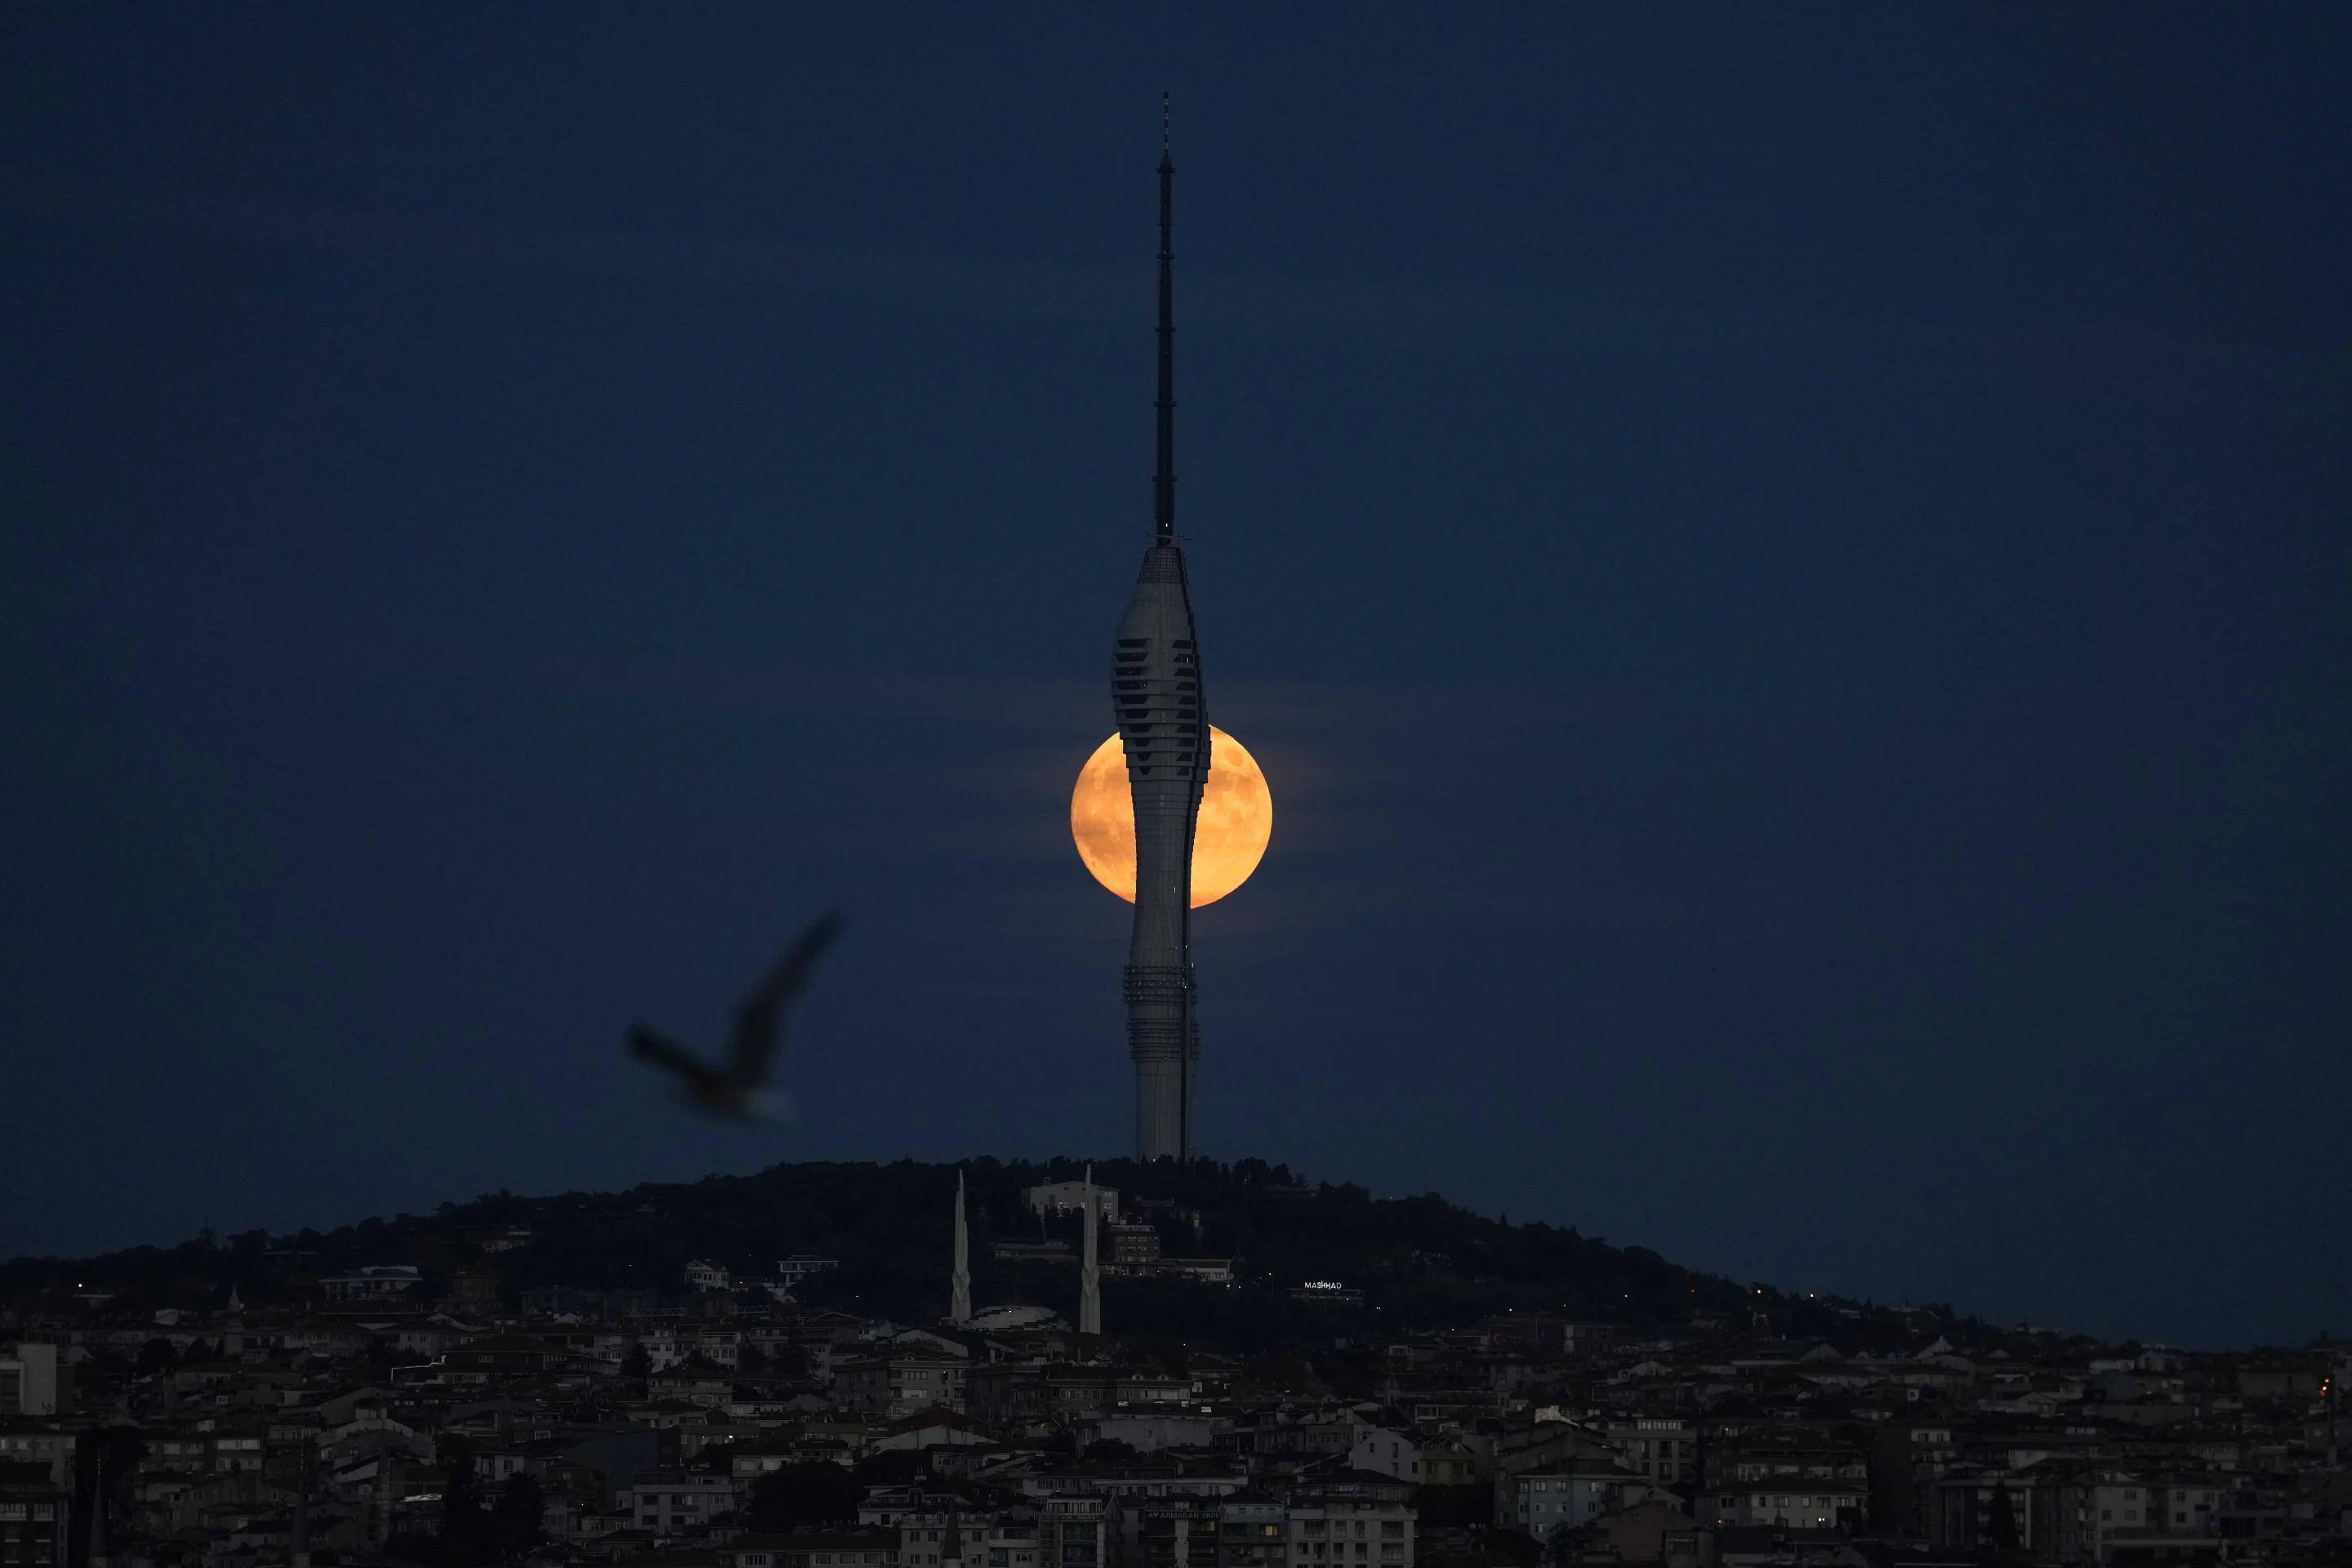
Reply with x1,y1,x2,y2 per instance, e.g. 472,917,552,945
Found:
3,7,2346,1348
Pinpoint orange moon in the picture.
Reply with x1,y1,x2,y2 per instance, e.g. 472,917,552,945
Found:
1071,726,1272,907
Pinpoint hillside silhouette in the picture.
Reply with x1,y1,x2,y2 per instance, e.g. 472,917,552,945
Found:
1,1157,1940,1352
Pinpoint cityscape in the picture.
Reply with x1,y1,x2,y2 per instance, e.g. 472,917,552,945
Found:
2,1161,2346,1568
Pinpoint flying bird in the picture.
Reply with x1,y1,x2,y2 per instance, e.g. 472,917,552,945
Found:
626,911,845,1119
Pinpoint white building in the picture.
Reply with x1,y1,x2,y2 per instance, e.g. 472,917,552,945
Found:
1609,1419,1698,1486
1349,1429,1427,1484
1267,1491,1417,1568
1709,1479,1868,1530
626,1468,738,1536
833,1352,969,1420
0,1345,69,1416
1507,1461,1638,1540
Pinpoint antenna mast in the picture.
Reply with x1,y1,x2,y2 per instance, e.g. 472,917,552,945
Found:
1154,92,1177,545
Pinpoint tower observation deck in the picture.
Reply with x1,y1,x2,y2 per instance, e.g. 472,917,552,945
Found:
1111,104,1207,1162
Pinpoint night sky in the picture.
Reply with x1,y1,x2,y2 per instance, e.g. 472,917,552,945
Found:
3,8,2346,1349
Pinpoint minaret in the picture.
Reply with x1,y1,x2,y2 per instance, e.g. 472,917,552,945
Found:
950,1171,972,1326
1078,1165,1102,1336
1114,95,1209,1163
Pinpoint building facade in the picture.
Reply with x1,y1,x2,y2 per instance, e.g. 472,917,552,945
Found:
0,1349,67,1419
835,1354,969,1422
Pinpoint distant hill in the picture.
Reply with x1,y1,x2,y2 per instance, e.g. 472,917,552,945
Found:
0,1156,1956,1353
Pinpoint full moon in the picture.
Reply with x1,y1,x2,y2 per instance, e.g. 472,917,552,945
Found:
1071,726,1272,907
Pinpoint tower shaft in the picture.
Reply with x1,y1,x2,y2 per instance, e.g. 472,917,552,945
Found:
950,1171,971,1325
1078,1165,1102,1335
1116,113,1206,1162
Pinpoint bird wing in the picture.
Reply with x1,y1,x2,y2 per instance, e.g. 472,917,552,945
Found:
726,910,846,1085
628,1025,728,1095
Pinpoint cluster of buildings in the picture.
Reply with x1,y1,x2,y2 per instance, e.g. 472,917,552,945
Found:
2,1184,2345,1568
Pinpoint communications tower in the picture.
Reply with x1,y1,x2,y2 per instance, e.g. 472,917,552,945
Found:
1111,100,1208,1162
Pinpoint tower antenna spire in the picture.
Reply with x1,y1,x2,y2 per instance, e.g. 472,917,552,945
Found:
1154,91,1177,546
